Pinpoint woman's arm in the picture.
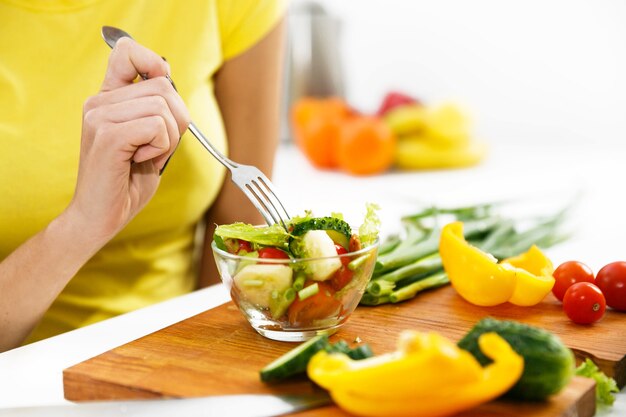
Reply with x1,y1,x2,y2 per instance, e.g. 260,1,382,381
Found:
199,19,286,287
0,39,189,352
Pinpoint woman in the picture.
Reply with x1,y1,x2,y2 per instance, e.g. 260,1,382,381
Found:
0,0,285,351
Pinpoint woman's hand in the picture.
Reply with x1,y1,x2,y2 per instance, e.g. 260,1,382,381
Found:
67,38,190,243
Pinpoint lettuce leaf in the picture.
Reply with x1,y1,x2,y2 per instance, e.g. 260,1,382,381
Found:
575,358,619,407
214,223,291,249
359,203,381,247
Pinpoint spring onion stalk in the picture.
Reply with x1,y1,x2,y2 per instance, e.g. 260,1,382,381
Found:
366,280,396,297
389,272,450,303
360,293,391,306
401,204,493,222
292,273,306,291
373,253,442,284
348,254,371,271
375,229,440,273
298,283,319,301
377,235,401,256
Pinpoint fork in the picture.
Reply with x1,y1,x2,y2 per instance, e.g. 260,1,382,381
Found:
101,26,291,230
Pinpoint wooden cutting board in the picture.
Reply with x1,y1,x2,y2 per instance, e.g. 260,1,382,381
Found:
63,284,624,416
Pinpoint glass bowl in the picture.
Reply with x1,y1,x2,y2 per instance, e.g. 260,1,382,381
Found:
211,240,378,342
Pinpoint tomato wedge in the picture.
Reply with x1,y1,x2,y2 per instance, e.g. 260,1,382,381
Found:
288,281,341,327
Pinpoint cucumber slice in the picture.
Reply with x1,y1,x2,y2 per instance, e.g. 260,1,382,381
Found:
296,231,342,281
291,217,352,250
233,264,293,308
260,335,330,382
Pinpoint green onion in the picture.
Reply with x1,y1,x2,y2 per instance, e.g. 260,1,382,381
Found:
366,280,395,297
389,272,449,303
348,254,371,271
298,283,319,301
292,273,306,291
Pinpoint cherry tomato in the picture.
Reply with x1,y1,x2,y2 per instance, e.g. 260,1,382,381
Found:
595,261,626,311
563,282,606,324
288,281,341,326
238,239,252,253
349,234,362,252
552,261,595,301
335,244,350,267
331,267,353,291
258,247,290,260
329,245,353,291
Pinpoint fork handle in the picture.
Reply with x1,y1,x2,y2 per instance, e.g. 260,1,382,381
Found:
187,122,237,170
141,74,236,172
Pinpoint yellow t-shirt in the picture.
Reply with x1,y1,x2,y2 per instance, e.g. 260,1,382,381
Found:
0,0,285,342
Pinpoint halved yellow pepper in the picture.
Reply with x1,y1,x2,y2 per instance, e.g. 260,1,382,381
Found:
307,331,523,417
439,221,555,307
502,245,555,306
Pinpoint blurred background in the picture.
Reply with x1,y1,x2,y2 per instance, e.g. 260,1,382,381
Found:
282,0,626,145
275,0,626,269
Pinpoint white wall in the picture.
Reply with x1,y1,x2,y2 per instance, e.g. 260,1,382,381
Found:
291,0,626,145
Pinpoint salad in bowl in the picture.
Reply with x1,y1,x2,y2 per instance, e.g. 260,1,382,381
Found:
212,204,380,341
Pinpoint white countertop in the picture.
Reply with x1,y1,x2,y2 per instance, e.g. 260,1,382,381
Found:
1,142,625,415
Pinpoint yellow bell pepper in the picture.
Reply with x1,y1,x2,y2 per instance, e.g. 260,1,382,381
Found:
502,245,555,306
439,221,555,307
307,331,523,417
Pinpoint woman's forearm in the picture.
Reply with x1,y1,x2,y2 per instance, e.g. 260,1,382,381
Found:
0,38,190,352
0,209,105,351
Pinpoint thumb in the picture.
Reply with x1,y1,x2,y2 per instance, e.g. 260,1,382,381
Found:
101,37,170,92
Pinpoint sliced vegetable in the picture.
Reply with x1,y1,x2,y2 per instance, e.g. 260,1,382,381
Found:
258,247,290,260
293,230,342,281
260,335,373,383
288,281,341,327
440,222,555,307
260,335,330,382
308,330,523,417
269,288,296,320
233,264,293,308
458,318,575,400
290,217,352,250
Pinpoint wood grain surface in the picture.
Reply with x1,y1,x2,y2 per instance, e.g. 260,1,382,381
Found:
62,284,624,416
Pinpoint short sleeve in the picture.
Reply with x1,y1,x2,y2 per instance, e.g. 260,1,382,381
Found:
217,0,287,61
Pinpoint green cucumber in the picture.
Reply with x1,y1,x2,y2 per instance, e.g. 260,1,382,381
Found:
291,217,352,250
458,318,575,401
260,335,329,382
260,336,373,383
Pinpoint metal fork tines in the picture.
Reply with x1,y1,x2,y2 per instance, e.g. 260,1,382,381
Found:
188,124,291,230
101,26,291,229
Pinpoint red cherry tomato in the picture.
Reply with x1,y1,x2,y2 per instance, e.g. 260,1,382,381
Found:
335,244,350,266
595,261,626,311
288,281,341,326
563,282,606,324
330,244,353,290
258,247,290,260
552,261,595,301
238,239,252,253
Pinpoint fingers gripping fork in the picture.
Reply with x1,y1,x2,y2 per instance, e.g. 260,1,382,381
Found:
101,26,291,229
